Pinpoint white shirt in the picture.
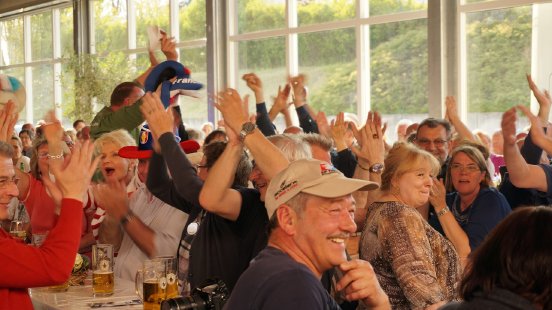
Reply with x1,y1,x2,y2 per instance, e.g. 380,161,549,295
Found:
114,180,187,281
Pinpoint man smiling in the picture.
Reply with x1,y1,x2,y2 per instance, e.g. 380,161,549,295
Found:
225,159,389,309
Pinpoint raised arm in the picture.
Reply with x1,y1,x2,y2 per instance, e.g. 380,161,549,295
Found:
215,89,289,180
136,31,178,86
445,96,476,142
501,107,547,192
243,73,276,136
140,92,204,210
2,140,99,288
350,112,385,229
527,74,551,123
289,75,319,134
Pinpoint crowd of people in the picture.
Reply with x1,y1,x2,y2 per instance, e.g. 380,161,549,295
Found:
1,32,551,310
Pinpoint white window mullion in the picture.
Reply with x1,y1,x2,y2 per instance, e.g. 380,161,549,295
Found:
357,0,370,120
23,15,33,123
227,0,238,88
53,8,62,121
128,0,136,50
287,0,298,76
170,0,179,54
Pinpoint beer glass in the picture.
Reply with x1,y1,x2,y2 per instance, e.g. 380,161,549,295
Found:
92,244,114,296
135,259,167,310
158,256,179,299
9,220,27,241
32,231,49,247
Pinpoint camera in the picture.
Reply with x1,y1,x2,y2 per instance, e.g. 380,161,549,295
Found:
160,279,229,310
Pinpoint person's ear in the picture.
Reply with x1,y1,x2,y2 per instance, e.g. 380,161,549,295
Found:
276,205,297,236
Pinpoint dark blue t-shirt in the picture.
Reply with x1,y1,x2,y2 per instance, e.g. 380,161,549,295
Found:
225,246,341,310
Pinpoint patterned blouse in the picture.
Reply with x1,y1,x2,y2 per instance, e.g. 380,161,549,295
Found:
360,201,461,310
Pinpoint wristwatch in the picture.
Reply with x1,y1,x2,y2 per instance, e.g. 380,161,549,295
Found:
239,121,257,141
369,163,385,174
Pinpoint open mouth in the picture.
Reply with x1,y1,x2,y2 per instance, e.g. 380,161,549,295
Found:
103,167,116,177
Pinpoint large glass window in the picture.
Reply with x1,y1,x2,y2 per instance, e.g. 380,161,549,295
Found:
298,0,355,26
464,6,532,133
179,47,207,128
92,0,127,53
0,17,24,66
370,0,427,16
31,12,53,61
299,28,356,115
32,65,54,120
179,0,206,41
135,0,170,48
60,7,74,58
237,0,285,34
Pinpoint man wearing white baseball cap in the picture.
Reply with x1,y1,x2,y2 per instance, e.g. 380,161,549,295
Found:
225,158,390,310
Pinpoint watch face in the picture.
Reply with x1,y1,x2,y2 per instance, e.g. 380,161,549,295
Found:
242,122,256,133
370,163,384,173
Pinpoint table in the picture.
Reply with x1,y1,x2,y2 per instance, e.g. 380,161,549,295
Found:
30,276,142,309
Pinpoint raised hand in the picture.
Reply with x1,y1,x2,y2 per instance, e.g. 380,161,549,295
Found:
501,107,518,147
0,100,18,142
445,96,459,122
140,92,174,141
160,30,178,61
315,111,331,138
214,88,251,135
242,73,264,103
49,140,100,202
517,105,551,151
330,112,349,151
351,111,385,167
93,180,129,221
526,74,551,122
288,74,307,106
429,178,447,212
273,85,291,112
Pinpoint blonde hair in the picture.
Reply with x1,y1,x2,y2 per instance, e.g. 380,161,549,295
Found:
380,143,440,192
93,129,136,157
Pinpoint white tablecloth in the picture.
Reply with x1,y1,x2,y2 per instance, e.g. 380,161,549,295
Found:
30,276,142,309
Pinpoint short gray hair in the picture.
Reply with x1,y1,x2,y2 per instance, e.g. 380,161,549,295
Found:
0,141,14,159
268,192,311,233
267,134,312,162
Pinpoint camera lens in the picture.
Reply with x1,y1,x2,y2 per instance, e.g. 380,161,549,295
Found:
161,296,207,310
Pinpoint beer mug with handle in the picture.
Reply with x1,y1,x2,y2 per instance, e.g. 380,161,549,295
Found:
158,256,179,299
92,244,114,296
136,259,167,310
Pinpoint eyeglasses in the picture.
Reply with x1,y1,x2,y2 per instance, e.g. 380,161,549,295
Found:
450,163,481,173
0,176,19,188
416,138,449,148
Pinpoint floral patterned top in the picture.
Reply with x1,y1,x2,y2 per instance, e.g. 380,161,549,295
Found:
360,201,461,310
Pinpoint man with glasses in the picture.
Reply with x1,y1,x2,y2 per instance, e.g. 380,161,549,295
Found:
414,118,452,181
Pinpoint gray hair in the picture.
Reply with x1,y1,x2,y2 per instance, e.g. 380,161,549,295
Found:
267,134,312,162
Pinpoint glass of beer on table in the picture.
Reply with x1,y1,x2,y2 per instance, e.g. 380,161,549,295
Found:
135,257,177,310
92,244,114,296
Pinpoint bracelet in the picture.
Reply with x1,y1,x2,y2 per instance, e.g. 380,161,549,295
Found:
437,206,450,217
47,152,64,160
120,210,136,226
357,162,370,171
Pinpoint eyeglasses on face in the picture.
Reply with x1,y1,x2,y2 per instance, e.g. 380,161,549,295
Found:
0,176,19,188
450,163,480,173
416,138,449,148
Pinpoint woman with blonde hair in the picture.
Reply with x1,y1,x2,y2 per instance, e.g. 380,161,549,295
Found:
360,143,461,309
